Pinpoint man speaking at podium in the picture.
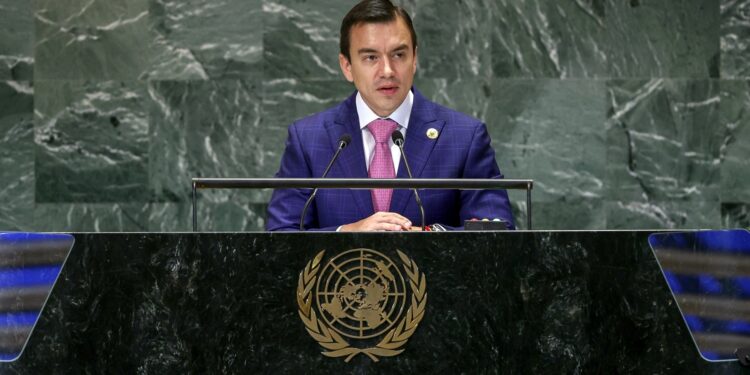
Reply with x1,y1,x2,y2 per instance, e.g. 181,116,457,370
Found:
266,0,514,232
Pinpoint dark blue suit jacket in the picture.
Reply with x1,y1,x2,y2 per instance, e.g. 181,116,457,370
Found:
266,88,514,231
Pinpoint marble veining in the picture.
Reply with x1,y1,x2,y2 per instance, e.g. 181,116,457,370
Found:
606,79,724,228
0,1,34,80
34,81,150,203
720,79,750,203
148,79,264,204
147,0,264,80
491,0,718,78
0,0,748,231
721,0,750,78
0,81,35,231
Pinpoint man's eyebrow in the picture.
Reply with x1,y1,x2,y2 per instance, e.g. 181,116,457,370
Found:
356,44,410,55
357,48,379,55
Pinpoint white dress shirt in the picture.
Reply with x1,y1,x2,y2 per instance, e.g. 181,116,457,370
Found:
356,91,414,173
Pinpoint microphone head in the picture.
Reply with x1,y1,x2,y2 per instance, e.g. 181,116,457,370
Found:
391,130,404,146
338,134,352,148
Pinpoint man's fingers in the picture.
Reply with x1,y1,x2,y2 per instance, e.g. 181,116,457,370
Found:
340,212,413,232
374,211,407,220
373,212,411,228
377,219,410,231
372,223,404,231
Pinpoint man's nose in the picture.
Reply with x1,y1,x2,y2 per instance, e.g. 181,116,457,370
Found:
381,57,395,78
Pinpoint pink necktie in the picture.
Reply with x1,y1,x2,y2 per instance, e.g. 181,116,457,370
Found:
367,119,398,212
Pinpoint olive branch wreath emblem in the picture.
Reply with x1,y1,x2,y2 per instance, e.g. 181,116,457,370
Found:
296,249,427,362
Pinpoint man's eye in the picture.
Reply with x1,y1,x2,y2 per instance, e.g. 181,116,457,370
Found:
365,55,377,61
393,52,404,59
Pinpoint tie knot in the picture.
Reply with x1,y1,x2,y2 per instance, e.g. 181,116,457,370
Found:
367,119,398,143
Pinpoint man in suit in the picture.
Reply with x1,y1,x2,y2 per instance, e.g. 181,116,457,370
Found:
266,0,514,231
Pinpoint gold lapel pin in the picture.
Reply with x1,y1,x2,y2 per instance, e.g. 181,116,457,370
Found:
426,128,439,139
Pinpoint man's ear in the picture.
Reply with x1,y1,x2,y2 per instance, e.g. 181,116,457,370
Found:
339,54,354,82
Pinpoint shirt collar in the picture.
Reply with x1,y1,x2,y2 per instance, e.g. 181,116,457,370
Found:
356,90,413,130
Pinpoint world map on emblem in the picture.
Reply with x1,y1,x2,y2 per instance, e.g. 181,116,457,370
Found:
315,249,408,339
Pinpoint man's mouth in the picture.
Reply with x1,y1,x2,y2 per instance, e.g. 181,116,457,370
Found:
377,85,399,95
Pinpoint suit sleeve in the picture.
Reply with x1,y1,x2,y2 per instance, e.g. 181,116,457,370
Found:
265,124,311,231
265,123,341,231
458,123,516,230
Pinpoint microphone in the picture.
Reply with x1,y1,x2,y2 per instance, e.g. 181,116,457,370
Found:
299,134,351,230
391,130,426,231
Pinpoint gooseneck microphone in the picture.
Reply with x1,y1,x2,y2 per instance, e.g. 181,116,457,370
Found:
391,130,426,231
299,134,351,230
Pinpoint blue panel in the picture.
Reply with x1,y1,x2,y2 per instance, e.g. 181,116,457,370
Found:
663,273,750,298
702,351,722,361
724,320,750,335
0,312,39,327
649,229,750,254
0,266,62,288
684,315,703,331
681,315,750,335
663,271,683,294
0,232,73,242
697,274,723,294
649,229,750,362
0,353,20,362
0,233,73,363
734,277,750,295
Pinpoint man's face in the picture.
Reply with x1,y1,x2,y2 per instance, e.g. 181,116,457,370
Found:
339,17,417,118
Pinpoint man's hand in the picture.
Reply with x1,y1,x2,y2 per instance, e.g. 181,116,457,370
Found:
339,212,412,232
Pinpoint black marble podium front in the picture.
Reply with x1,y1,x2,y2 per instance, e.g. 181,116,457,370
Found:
0,232,741,373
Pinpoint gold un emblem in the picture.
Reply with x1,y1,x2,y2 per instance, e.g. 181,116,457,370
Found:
297,248,427,362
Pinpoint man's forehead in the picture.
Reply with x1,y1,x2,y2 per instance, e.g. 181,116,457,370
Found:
349,18,412,48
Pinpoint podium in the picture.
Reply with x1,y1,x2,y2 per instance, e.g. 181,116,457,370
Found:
0,231,741,373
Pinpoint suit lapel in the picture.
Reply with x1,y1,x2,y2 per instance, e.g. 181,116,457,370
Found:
326,92,373,216
390,89,445,214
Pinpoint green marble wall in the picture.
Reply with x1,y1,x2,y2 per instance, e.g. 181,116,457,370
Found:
1,0,748,231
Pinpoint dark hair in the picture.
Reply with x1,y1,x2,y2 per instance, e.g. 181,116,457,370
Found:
339,0,417,62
